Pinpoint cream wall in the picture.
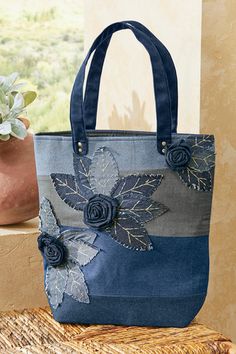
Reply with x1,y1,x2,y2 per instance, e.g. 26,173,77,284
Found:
197,0,236,342
84,0,202,133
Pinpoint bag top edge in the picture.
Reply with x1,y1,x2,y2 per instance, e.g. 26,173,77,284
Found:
35,129,214,139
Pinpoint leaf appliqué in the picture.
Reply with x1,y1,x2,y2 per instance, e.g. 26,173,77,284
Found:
178,167,212,192
60,230,98,266
51,173,88,211
65,263,89,303
175,135,215,192
89,147,119,195
61,229,97,244
65,239,98,266
187,135,215,172
119,195,168,224
73,154,93,198
112,174,163,200
39,197,60,237
108,215,153,251
45,266,68,309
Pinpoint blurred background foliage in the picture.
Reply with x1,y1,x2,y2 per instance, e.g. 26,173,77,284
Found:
0,0,84,132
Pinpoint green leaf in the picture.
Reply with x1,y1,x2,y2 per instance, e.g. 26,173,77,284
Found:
12,92,24,111
0,88,5,104
0,134,10,141
22,91,37,107
7,72,19,86
7,93,14,108
10,119,27,140
10,83,26,92
0,103,10,118
0,72,19,93
0,121,11,135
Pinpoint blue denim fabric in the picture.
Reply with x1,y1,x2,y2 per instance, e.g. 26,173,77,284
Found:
83,233,209,297
42,232,209,326
52,293,206,327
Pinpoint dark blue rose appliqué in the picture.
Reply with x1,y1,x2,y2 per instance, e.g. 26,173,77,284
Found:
38,233,66,267
84,194,118,229
165,140,192,170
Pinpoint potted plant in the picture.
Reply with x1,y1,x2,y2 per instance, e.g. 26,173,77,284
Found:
0,72,39,225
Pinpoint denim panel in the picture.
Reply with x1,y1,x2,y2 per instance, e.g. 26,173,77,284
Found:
43,233,209,297
37,174,212,237
52,293,206,327
82,233,209,297
34,133,214,176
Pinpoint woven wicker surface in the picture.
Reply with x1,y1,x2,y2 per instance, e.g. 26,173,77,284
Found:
0,308,232,354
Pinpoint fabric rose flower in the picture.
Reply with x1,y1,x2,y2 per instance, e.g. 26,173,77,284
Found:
38,232,66,267
84,194,118,229
165,140,191,170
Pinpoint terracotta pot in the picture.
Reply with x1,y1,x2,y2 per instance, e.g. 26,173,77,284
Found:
0,132,39,225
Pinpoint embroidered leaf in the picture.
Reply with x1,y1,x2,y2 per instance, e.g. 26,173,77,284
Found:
108,215,153,251
39,197,60,237
89,147,119,195
60,229,98,266
61,229,97,244
65,263,89,303
178,167,212,192
45,266,68,309
187,135,215,172
51,173,88,211
64,239,98,266
73,154,93,198
112,174,163,200
119,195,168,224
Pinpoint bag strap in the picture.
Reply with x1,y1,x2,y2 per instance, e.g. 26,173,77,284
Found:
70,21,173,155
84,20,178,133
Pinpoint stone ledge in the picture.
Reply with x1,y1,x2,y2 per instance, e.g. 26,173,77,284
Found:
0,218,48,311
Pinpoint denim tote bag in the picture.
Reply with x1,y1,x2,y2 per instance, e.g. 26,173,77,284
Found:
34,21,215,327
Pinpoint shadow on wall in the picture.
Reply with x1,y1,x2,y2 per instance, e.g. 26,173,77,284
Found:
108,91,152,131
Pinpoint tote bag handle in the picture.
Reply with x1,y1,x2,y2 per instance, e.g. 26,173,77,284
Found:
70,21,174,155
84,20,178,133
